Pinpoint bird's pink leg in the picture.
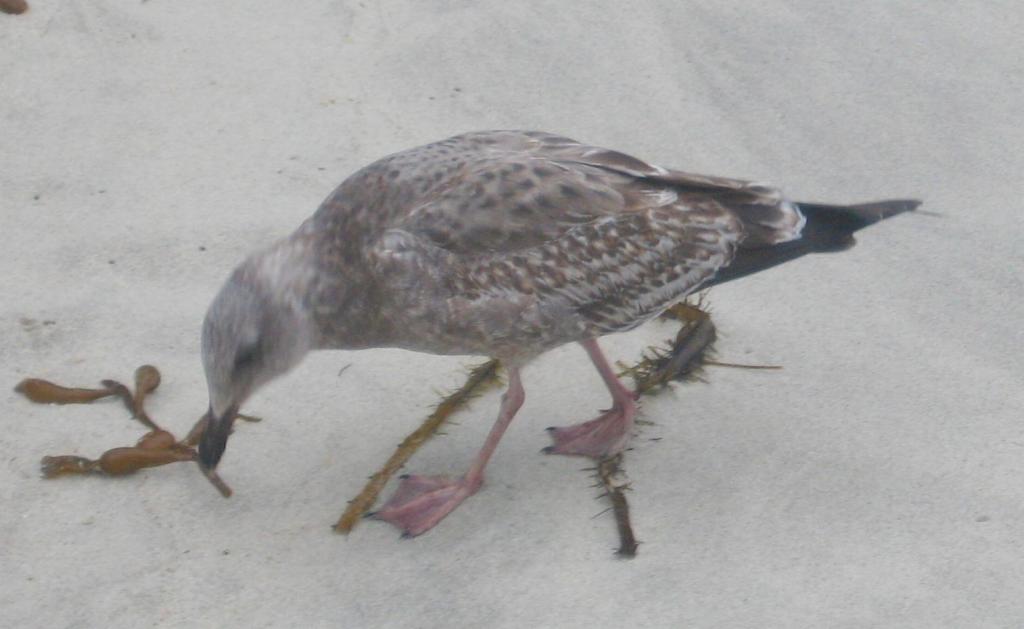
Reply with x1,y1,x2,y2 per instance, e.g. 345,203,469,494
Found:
371,367,525,537
543,338,637,458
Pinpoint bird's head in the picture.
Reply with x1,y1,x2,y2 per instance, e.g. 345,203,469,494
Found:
198,270,314,472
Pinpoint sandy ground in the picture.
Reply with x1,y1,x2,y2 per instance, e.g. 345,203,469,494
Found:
2,1,1023,627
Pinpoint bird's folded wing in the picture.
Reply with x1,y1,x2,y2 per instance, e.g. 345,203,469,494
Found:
396,130,802,254
367,130,801,335
373,206,741,337
450,205,741,335
524,132,805,247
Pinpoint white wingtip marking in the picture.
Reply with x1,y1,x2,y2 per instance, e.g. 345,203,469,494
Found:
787,200,807,240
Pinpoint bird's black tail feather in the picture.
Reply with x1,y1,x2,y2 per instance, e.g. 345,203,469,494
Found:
706,199,919,288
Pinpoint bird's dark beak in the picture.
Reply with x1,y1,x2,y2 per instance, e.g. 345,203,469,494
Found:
198,405,238,471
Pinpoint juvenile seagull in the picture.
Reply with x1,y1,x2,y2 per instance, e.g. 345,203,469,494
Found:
198,130,917,536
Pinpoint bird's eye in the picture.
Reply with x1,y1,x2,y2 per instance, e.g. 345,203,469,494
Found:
233,344,261,372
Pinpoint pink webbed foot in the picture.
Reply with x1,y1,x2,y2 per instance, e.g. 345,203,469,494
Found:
369,474,481,537
545,338,640,458
542,396,637,458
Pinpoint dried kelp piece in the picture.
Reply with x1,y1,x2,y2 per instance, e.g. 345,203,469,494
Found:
334,359,502,534
99,379,139,420
132,365,161,421
137,429,177,450
93,364,163,430
40,455,97,478
182,415,210,448
17,366,162,430
22,365,251,497
39,446,195,478
0,0,28,16
14,379,119,405
97,447,195,475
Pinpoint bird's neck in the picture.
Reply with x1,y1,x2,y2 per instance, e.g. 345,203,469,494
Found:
246,230,389,351
241,235,319,314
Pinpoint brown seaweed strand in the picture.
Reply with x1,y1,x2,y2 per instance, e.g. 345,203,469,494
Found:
592,300,716,558
644,315,717,392
130,365,162,429
624,306,717,396
333,359,503,533
100,379,158,429
659,295,711,323
39,455,100,478
14,379,119,405
596,453,638,557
